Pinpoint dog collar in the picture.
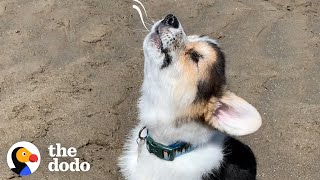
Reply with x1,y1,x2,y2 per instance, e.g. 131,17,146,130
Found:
138,126,195,161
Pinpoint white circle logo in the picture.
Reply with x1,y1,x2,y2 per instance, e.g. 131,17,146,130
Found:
7,141,41,176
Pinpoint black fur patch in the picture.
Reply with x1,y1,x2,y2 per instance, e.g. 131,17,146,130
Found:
161,49,172,69
195,42,226,101
202,137,257,180
187,49,203,64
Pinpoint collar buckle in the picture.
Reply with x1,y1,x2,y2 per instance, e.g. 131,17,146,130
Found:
136,126,147,146
145,133,194,161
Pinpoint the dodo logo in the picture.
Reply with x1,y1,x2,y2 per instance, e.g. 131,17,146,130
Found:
7,141,41,176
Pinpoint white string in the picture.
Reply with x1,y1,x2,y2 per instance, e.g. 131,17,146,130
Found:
133,0,155,23
133,0,149,20
132,5,149,31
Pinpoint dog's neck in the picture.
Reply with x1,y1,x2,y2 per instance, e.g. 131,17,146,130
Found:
138,88,217,146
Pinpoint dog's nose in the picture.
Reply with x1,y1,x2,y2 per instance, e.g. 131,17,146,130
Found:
162,14,179,28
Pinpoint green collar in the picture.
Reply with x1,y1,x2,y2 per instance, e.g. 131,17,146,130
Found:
138,126,195,161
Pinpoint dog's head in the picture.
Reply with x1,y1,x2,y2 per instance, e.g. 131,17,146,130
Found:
141,14,261,136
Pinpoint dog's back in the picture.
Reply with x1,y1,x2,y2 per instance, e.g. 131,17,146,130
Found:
203,137,256,180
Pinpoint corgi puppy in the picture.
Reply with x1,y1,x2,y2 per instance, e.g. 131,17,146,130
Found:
119,14,262,180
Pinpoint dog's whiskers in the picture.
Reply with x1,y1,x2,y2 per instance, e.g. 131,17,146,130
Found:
146,16,155,24
144,22,153,27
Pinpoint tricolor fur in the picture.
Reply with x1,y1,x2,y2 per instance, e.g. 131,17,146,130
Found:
119,14,262,180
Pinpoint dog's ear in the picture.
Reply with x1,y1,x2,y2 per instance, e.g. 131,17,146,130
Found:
210,91,262,136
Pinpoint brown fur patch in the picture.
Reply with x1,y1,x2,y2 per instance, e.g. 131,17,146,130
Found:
194,42,226,101
176,96,219,127
176,41,220,93
175,41,226,127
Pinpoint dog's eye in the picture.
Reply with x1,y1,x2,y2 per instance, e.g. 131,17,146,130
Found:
188,49,202,64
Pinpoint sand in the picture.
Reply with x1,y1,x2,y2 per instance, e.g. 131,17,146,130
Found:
0,0,319,179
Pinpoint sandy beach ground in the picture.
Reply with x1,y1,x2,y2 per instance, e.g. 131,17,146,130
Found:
0,0,319,179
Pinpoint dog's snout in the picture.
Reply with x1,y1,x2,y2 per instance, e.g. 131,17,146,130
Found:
162,14,179,28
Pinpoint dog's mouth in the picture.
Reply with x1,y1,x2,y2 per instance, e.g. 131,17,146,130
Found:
148,14,182,52
150,27,163,50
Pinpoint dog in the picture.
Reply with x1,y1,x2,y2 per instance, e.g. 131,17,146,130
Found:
119,14,262,180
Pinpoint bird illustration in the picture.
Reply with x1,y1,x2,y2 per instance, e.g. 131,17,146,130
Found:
11,147,38,176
